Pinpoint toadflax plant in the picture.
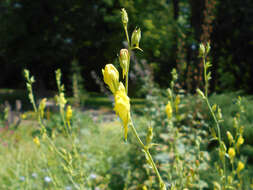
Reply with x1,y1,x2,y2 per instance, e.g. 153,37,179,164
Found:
101,8,166,190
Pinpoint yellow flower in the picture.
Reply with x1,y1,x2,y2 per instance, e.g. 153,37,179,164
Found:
228,147,236,162
102,64,119,94
165,101,173,119
119,49,129,78
237,161,245,173
66,105,72,121
33,136,40,147
114,83,130,141
237,135,244,145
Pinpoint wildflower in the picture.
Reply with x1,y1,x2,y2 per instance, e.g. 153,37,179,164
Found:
121,8,128,25
66,105,72,123
119,49,130,78
102,64,119,94
33,136,40,147
44,176,51,183
32,172,38,178
236,135,244,152
65,186,72,190
89,173,97,180
114,83,130,141
19,176,25,181
165,101,173,119
21,113,27,119
237,135,244,145
237,161,245,173
228,147,236,162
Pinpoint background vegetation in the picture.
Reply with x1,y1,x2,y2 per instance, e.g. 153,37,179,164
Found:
0,0,252,94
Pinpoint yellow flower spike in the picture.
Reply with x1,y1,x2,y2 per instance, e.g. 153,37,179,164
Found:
33,136,40,147
102,64,119,94
237,161,245,173
228,147,236,163
119,49,130,78
165,101,173,119
114,83,131,141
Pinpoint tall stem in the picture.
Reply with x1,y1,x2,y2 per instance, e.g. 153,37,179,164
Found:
123,25,131,94
129,121,165,188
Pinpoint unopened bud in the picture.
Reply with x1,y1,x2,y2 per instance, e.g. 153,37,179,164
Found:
119,49,130,78
196,88,205,99
199,43,205,57
131,28,142,50
226,131,234,145
146,126,153,145
121,8,128,26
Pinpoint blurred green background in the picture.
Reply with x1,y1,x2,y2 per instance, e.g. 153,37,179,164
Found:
0,0,252,95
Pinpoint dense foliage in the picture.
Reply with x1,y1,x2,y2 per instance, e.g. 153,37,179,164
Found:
0,0,252,94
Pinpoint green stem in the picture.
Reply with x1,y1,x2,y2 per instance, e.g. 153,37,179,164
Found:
129,121,165,189
123,25,131,94
203,53,226,186
203,56,208,97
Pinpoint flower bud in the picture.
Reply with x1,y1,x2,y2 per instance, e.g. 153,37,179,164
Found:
196,88,205,99
131,28,142,50
102,64,119,94
146,126,153,145
121,8,128,26
226,131,234,145
39,98,47,118
119,49,130,78
199,43,205,57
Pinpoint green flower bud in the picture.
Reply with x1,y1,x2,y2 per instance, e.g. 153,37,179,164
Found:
226,131,234,145
199,43,205,57
121,8,128,26
146,126,153,145
119,49,130,78
196,88,205,99
131,28,142,50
